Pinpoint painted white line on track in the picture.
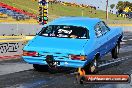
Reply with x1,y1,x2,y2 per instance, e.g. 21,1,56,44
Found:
120,42,126,45
98,57,129,68
122,40,127,42
128,39,132,41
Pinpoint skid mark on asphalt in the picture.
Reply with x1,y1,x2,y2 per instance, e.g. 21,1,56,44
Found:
6,80,48,88
97,54,132,75
120,45,132,52
0,56,132,88
3,72,72,88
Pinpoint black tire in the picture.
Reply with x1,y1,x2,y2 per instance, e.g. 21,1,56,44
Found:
48,67,59,74
84,56,99,74
111,44,119,59
79,76,85,84
33,64,49,72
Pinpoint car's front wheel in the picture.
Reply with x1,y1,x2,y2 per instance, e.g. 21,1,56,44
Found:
111,44,119,59
33,64,49,72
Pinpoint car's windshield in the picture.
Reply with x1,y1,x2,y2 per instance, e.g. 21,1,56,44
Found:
38,25,89,39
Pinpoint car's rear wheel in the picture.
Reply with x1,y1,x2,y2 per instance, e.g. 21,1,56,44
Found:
84,56,99,74
33,64,49,72
111,44,119,59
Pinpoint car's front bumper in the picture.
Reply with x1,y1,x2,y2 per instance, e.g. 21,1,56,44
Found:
22,56,86,68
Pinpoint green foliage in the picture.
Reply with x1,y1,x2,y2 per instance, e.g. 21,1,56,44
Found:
0,0,130,22
116,1,132,10
110,4,115,9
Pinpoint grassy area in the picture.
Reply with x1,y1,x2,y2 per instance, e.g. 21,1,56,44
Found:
0,0,131,24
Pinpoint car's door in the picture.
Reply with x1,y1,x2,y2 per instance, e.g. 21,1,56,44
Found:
94,21,111,57
99,21,113,53
94,23,105,56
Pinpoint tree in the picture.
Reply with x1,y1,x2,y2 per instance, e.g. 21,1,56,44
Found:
116,1,132,10
110,4,115,9
124,1,131,7
116,1,124,10
116,1,132,15
110,4,115,13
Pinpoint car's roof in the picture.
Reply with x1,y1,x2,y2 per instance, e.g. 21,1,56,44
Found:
48,17,101,28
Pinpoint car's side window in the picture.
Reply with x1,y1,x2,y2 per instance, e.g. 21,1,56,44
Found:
94,23,103,38
100,21,110,35
94,21,110,38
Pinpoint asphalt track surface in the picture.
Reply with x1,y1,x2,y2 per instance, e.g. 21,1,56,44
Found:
0,32,132,88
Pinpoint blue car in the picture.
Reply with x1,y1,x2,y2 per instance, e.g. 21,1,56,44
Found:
22,17,123,73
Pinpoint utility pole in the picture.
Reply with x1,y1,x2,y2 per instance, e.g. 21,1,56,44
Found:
81,1,84,17
106,0,108,20
82,7,84,16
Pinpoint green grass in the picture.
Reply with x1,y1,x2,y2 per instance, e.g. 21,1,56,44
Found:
0,0,131,23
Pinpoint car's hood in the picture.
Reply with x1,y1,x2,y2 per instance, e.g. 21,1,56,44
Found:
24,36,88,54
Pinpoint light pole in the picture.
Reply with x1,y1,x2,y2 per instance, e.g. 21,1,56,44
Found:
82,7,84,16
81,1,84,16
106,0,108,20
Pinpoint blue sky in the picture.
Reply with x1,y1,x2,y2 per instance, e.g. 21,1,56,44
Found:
58,0,132,13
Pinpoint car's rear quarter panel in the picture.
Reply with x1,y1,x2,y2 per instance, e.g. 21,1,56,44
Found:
83,26,123,66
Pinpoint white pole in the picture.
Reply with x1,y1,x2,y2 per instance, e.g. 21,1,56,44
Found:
81,0,84,16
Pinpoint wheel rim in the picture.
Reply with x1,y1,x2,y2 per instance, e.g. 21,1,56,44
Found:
90,59,97,72
116,45,119,54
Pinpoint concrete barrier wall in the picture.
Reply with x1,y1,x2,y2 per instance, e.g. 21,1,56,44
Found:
0,23,132,36
0,42,23,58
0,24,43,35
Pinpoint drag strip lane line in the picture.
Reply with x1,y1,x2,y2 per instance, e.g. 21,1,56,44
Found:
120,42,126,45
98,56,131,68
128,39,132,41
122,39,127,42
105,55,131,62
